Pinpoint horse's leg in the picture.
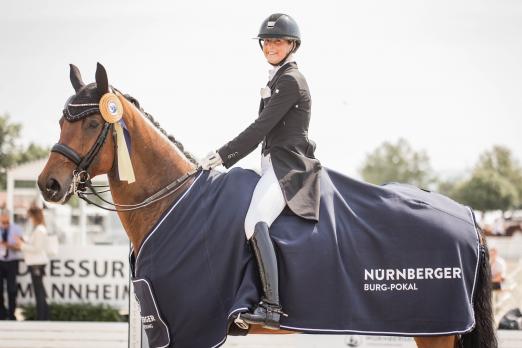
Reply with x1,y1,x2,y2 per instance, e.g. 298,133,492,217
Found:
414,335,457,348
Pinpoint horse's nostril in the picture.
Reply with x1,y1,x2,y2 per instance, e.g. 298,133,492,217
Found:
46,178,61,197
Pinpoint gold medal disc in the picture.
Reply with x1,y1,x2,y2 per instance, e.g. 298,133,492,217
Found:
99,93,123,123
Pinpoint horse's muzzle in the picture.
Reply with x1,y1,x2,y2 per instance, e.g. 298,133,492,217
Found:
38,174,72,203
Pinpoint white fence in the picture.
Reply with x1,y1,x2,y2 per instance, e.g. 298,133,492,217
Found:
0,321,127,348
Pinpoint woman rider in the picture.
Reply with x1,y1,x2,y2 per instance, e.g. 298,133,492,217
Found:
201,13,321,329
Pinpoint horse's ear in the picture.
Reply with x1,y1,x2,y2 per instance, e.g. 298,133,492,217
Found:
95,62,109,96
69,64,85,92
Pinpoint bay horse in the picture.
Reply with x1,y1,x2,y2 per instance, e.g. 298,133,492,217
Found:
37,63,496,348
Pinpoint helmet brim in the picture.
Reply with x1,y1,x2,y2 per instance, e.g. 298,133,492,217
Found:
253,34,300,41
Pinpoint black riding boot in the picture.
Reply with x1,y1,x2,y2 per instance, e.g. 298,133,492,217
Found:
240,221,285,329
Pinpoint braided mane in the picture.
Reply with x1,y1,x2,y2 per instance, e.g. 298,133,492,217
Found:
122,94,197,165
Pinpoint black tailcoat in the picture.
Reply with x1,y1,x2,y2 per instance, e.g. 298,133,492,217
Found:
217,62,321,221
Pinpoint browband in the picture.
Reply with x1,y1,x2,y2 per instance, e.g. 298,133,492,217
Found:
62,91,101,122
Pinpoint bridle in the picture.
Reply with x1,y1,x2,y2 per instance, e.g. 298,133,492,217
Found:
51,123,112,193
51,90,200,212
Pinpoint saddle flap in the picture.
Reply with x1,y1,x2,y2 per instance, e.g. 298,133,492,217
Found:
132,278,171,348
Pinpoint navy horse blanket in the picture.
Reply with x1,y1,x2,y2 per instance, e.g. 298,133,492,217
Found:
130,168,480,348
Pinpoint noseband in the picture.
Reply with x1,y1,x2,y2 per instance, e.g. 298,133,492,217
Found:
52,124,112,189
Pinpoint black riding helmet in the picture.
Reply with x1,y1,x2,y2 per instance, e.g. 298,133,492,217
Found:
255,13,301,54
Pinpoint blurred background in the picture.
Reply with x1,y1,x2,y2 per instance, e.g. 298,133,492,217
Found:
0,0,521,347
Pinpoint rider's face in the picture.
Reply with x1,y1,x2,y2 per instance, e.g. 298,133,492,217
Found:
262,39,294,65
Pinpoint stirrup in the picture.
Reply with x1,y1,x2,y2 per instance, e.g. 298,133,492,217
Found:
234,313,250,330
259,300,288,317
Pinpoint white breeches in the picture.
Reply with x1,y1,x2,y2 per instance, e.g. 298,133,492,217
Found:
244,154,286,240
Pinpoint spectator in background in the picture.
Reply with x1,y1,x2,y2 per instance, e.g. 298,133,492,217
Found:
493,218,505,236
490,247,507,290
0,209,23,320
18,205,50,320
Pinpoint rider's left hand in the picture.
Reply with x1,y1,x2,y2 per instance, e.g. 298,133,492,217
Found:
200,151,223,170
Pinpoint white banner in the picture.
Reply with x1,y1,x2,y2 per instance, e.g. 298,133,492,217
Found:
16,245,129,309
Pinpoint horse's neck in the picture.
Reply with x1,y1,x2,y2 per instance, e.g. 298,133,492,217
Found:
108,111,195,252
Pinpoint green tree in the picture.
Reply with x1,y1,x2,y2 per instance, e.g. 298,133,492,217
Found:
16,143,49,164
457,169,519,211
0,114,49,190
474,146,522,207
436,177,461,201
359,138,434,187
442,146,522,210
0,114,23,189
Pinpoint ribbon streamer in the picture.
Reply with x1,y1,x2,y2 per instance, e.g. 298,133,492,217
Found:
115,122,135,183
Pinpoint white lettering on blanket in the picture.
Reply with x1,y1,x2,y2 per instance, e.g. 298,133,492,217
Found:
141,315,157,330
364,283,418,291
363,267,462,292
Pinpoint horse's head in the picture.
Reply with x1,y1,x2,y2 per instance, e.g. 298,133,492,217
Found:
38,63,117,203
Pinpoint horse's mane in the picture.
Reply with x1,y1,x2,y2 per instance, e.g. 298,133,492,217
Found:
122,93,198,165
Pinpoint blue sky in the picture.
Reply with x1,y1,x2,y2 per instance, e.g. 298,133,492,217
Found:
1,0,521,178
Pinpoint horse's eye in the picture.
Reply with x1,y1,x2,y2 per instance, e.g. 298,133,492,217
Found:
88,120,100,129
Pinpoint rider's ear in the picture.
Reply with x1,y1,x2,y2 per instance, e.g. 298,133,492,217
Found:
69,64,85,92
95,62,110,97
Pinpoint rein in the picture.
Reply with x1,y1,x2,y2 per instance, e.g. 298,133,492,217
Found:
51,91,201,212
77,168,200,212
